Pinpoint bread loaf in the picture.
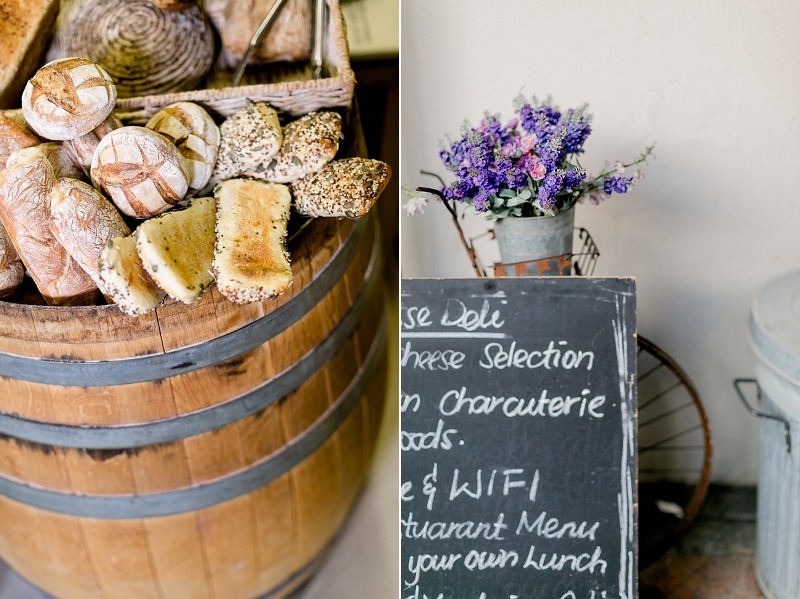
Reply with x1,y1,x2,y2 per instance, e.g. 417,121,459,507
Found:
0,222,24,299
22,57,117,141
8,143,85,181
2,109,37,134
136,196,215,304
222,0,312,64
262,111,342,183
146,103,219,197
0,0,60,109
0,113,40,169
292,158,391,218
210,102,282,188
0,149,99,305
50,178,130,290
213,179,292,303
64,0,215,98
151,0,196,11
99,235,165,316
68,113,122,176
91,126,190,218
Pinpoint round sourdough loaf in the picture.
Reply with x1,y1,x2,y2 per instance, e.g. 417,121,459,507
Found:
91,126,189,218
146,102,219,197
21,57,117,140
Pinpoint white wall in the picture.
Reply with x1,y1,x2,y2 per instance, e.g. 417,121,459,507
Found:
400,0,800,484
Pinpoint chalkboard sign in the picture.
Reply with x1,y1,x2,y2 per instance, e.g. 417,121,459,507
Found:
401,277,637,599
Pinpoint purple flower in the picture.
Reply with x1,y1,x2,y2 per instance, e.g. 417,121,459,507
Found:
603,176,634,194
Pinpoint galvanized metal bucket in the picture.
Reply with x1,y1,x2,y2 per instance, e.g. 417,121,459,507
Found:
743,270,800,599
493,207,574,265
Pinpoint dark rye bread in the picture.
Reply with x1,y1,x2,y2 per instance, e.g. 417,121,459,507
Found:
0,0,59,109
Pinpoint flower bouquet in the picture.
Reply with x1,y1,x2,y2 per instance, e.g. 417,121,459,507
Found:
405,93,654,220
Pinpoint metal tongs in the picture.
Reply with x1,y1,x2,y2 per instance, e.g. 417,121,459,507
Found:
232,0,327,87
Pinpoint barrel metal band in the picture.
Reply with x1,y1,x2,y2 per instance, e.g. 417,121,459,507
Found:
0,308,387,519
0,232,381,448
0,216,369,387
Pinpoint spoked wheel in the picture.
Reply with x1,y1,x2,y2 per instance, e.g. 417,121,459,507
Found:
637,336,713,570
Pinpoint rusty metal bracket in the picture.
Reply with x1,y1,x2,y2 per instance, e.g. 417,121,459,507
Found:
734,378,791,453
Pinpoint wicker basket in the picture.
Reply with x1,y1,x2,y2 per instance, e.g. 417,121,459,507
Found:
114,0,355,124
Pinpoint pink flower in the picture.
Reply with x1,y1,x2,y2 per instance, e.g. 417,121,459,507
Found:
530,161,546,181
519,134,538,153
500,143,516,157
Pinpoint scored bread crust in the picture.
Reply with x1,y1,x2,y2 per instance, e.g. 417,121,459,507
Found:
68,113,122,176
135,196,216,304
0,112,40,169
49,178,130,289
0,149,98,305
291,158,391,218
0,222,24,299
213,179,292,304
99,235,166,316
22,57,117,140
8,142,85,181
146,102,220,197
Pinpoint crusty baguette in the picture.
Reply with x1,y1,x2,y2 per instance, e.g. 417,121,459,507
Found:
213,179,292,304
0,148,99,305
291,158,391,218
0,113,40,170
135,196,215,304
50,178,130,290
98,235,166,316
0,221,24,299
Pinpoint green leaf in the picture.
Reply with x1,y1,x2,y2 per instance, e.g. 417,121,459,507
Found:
511,207,523,217
493,196,505,208
506,196,527,207
498,189,517,198
463,205,477,216
518,188,532,200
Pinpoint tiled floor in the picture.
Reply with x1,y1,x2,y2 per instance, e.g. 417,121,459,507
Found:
641,485,766,599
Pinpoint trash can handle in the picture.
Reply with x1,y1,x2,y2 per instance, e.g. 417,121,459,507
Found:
734,378,791,453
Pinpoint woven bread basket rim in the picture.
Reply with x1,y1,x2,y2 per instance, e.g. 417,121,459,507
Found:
115,0,355,112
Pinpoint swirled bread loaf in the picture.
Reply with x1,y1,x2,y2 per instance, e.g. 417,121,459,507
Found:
135,196,216,304
213,179,292,304
0,149,98,304
49,178,130,290
99,235,165,316
146,102,219,197
292,158,391,218
22,57,117,140
91,126,189,218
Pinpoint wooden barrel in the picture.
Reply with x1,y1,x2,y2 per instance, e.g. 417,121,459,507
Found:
0,212,387,599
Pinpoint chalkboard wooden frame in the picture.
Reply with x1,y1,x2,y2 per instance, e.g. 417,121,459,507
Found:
401,277,637,599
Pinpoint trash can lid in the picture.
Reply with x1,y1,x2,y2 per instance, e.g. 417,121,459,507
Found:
750,270,800,383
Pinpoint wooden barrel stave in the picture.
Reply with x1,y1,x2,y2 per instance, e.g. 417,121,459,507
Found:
0,274,384,497
0,358,386,599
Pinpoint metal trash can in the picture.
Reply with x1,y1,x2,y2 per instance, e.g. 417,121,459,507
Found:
744,270,800,599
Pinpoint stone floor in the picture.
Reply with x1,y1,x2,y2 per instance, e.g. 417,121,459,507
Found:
641,485,765,599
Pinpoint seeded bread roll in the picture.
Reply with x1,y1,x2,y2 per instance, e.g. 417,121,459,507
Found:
22,57,117,141
0,222,24,299
8,143,85,181
210,102,282,188
292,158,391,219
136,196,216,304
261,111,342,183
67,113,122,176
99,235,166,316
146,102,219,197
91,126,190,218
50,178,130,290
213,179,292,304
0,149,99,305
0,113,40,170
